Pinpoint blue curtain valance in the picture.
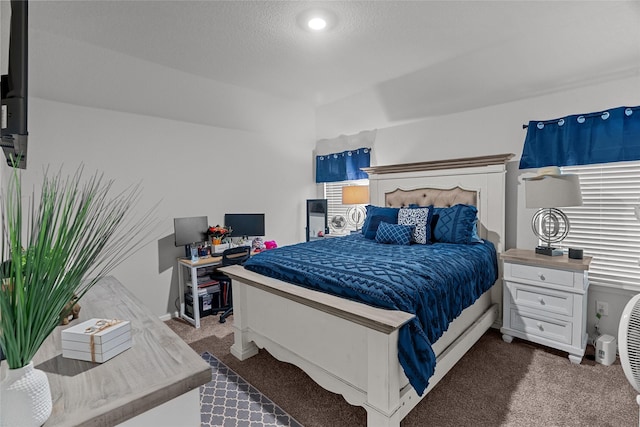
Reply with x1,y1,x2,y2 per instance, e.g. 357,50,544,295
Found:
519,105,640,170
316,148,370,183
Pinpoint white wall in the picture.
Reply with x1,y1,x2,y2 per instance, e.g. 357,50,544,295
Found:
4,3,639,336
2,28,316,318
11,96,315,318
317,74,640,341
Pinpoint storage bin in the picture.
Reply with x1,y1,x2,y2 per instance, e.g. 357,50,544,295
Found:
185,292,220,318
62,318,131,363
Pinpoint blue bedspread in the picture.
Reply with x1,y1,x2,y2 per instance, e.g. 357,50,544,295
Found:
243,234,498,395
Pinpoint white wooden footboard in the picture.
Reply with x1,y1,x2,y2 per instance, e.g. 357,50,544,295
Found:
222,265,498,427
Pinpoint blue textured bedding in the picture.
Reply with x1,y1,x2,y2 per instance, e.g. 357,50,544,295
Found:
243,234,498,395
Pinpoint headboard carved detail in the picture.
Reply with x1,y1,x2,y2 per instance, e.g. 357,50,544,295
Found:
384,186,477,208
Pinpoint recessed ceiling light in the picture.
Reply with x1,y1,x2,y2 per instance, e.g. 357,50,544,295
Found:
297,9,337,33
308,17,327,31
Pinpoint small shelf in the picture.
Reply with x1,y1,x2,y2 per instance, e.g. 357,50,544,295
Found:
177,257,231,328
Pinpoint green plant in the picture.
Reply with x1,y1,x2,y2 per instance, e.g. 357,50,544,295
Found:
0,165,157,369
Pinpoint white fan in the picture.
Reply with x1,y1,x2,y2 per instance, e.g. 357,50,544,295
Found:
619,293,640,426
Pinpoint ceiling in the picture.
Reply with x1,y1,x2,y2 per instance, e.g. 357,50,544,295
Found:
16,1,640,113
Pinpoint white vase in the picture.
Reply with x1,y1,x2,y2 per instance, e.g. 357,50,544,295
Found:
0,361,52,427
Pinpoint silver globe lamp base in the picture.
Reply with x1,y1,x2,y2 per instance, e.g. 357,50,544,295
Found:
346,205,366,231
531,207,570,256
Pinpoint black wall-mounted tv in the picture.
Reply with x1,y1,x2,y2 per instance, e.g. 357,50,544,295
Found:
1,0,28,169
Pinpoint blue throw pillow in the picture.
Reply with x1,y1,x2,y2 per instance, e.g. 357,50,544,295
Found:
362,206,399,239
375,222,414,245
398,207,433,244
431,204,480,244
363,215,395,239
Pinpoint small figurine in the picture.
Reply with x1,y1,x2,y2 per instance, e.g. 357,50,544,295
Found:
60,294,81,325
252,237,266,251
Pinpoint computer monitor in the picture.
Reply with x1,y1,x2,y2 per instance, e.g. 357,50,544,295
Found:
224,213,265,239
173,216,208,247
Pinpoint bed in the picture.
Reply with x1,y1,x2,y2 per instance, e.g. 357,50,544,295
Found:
221,153,513,426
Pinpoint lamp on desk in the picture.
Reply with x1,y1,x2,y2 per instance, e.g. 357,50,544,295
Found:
342,185,369,231
525,166,582,256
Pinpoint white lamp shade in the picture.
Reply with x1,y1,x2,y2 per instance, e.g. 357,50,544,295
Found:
525,174,583,208
342,185,369,205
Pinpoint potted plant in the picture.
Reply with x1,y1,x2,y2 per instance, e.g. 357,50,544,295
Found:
207,225,232,245
0,165,157,427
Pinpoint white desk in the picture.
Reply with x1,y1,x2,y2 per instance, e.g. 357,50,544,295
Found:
177,256,223,328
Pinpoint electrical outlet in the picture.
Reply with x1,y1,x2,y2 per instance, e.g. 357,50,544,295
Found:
596,301,609,316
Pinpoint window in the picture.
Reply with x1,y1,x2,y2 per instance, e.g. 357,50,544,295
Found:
560,161,640,291
324,179,368,234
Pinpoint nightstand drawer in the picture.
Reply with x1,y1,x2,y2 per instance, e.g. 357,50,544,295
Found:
507,282,573,317
510,309,572,344
510,263,575,287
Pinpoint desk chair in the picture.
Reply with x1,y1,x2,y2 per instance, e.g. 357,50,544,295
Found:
211,246,251,323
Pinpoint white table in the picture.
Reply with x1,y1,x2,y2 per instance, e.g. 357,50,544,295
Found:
20,276,212,426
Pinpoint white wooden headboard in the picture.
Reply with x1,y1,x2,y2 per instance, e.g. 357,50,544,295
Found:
362,153,514,254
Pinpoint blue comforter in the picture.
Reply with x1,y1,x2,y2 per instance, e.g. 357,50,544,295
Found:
243,234,498,395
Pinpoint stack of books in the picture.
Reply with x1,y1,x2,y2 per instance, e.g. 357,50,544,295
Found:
187,276,220,296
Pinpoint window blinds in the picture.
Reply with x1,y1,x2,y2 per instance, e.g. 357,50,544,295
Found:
560,161,640,291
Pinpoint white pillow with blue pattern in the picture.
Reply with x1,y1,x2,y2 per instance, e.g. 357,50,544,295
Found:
398,207,432,244
375,222,414,245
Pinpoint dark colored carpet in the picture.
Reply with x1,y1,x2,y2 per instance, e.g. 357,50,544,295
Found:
168,317,637,426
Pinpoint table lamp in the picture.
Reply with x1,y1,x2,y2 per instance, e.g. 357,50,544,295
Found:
342,185,369,231
525,166,582,256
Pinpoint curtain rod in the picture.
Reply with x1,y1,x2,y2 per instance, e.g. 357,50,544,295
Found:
522,107,638,130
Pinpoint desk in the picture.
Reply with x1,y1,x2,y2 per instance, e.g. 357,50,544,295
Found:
177,256,223,328
24,276,212,426
178,248,254,328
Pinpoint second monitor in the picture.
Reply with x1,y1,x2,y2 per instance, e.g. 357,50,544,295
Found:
225,213,265,239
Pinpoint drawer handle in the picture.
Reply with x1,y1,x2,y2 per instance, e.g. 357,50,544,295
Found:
537,322,544,331
538,297,545,305
538,273,546,281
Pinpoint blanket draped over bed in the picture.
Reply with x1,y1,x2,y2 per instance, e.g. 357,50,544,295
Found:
243,234,498,395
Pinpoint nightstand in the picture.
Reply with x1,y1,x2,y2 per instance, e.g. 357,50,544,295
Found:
500,248,592,364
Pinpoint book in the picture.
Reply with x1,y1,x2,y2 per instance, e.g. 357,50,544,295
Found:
187,283,220,296
196,277,219,287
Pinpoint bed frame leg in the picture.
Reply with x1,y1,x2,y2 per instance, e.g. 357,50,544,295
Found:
229,280,259,361
230,328,259,360
366,409,401,427
364,329,402,427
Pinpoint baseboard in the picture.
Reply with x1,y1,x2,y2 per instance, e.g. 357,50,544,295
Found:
159,311,178,322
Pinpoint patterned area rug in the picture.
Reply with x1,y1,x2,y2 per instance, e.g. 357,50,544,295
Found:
200,352,304,427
